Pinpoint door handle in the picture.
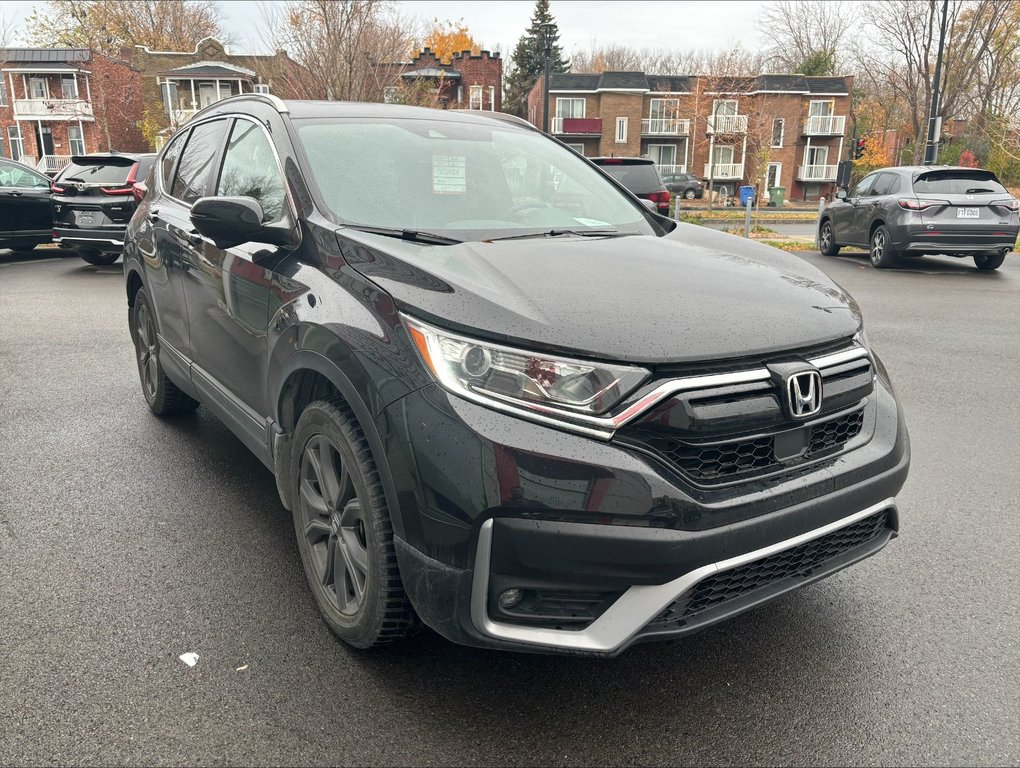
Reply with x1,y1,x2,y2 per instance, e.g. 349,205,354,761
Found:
7,191,22,197
147,208,160,222
173,229,203,248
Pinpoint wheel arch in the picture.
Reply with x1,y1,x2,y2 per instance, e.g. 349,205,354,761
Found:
125,266,144,307
869,219,887,239
271,350,407,540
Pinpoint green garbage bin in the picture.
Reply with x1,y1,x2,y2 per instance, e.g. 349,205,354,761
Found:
768,186,786,207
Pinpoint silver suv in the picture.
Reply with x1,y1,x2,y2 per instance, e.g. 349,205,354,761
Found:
818,166,1019,270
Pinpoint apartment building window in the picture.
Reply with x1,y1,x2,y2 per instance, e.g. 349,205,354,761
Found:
566,143,585,156
68,125,85,156
710,145,735,172
649,98,678,120
253,83,271,95
808,99,834,117
61,75,78,100
469,85,483,110
648,144,677,171
615,116,628,143
805,146,829,168
7,126,25,162
0,79,7,106
29,78,47,99
488,85,495,111
0,135,5,158
383,86,398,104
771,118,784,148
555,97,585,118
456,86,463,104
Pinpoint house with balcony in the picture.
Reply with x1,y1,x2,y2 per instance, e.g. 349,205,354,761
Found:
526,72,853,202
0,48,144,174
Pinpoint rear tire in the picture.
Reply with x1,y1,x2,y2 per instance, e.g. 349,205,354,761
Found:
869,225,899,269
973,251,1006,271
683,189,696,200
290,399,415,649
130,288,199,416
81,250,120,266
818,219,840,256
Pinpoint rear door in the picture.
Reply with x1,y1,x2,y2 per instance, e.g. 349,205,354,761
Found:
0,160,53,241
912,169,1015,237
832,173,875,244
855,171,899,239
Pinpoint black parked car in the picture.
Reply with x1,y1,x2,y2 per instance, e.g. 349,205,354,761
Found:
590,156,672,214
819,165,1019,270
52,153,157,265
0,158,53,251
661,171,705,200
124,96,909,655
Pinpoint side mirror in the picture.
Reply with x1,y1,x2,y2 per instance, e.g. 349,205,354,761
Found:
836,189,848,200
641,198,658,213
190,196,298,250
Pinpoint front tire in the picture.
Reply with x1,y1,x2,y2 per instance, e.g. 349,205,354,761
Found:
973,251,1006,271
81,250,120,266
130,288,199,416
869,225,899,269
683,189,696,200
818,219,840,256
291,399,415,648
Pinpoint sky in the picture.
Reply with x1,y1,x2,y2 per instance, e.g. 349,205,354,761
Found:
2,0,768,58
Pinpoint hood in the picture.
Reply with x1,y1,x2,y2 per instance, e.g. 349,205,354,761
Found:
338,223,862,365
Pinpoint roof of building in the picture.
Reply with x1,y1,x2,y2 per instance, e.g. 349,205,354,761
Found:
401,65,461,79
544,70,849,95
597,71,649,89
1,61,84,72
647,75,693,93
548,72,600,91
0,47,90,63
161,62,256,78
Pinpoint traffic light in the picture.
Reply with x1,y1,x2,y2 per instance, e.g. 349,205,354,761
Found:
854,138,867,160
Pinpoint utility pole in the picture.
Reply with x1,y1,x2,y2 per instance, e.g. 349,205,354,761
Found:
706,100,717,210
540,22,554,134
924,0,949,165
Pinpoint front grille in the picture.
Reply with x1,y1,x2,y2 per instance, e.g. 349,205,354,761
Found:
634,406,865,484
645,509,891,633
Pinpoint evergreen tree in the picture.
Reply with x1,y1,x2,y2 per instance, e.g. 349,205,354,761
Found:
502,0,569,118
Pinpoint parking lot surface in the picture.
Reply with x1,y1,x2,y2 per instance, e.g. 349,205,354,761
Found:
1,248,1018,766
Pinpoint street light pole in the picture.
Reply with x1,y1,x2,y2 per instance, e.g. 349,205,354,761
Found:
540,22,553,134
924,0,949,165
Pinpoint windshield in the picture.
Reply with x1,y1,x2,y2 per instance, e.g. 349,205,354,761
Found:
296,117,657,240
913,170,1007,195
596,162,664,194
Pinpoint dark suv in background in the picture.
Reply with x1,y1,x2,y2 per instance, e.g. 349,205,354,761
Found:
0,158,53,252
52,153,156,265
819,166,1019,270
590,156,672,214
661,171,705,200
123,96,908,656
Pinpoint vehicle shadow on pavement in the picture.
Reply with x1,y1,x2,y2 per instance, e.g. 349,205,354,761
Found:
835,251,1008,276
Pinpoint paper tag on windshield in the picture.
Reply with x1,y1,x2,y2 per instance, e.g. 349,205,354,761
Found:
433,155,466,194
573,217,611,227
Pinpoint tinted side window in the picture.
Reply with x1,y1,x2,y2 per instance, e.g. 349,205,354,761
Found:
161,131,188,190
851,174,876,198
872,173,897,196
171,119,229,204
217,119,286,223
0,163,49,188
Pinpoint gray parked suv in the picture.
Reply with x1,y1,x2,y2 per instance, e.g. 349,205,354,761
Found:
818,166,1019,270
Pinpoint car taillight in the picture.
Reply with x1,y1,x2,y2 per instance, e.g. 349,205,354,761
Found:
898,198,949,210
647,191,671,204
991,198,1020,212
100,185,133,195
51,183,64,193
132,182,147,203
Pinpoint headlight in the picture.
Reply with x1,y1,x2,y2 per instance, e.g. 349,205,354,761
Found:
403,315,650,423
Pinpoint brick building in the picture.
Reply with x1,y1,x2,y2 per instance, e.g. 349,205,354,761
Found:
0,48,144,174
527,72,854,202
130,37,309,143
383,47,502,111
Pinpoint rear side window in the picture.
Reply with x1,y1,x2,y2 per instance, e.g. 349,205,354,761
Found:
871,173,899,196
0,162,49,188
136,156,155,182
161,131,188,189
58,160,134,185
597,162,663,194
217,119,286,223
913,170,1006,195
171,119,229,204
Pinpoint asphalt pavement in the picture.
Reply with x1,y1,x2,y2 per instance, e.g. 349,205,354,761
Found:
1,247,1018,766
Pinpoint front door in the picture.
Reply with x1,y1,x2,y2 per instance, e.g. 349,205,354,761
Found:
833,173,876,244
0,160,53,240
35,125,54,158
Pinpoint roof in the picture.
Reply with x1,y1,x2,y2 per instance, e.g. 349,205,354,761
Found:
807,76,851,94
401,65,461,79
647,75,692,93
2,61,84,72
548,72,600,91
0,47,90,64
548,70,849,95
597,71,649,90
161,62,256,78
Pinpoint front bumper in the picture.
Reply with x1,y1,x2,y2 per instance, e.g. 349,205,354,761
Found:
381,368,909,655
53,227,125,252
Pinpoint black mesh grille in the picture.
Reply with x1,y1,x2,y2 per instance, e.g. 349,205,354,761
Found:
645,509,890,632
633,407,865,484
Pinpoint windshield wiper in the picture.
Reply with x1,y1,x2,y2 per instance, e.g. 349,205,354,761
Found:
340,224,462,245
484,229,622,242
61,176,86,183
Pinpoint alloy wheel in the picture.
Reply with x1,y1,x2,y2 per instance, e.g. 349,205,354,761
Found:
871,230,885,265
135,302,158,400
820,222,832,250
298,434,369,616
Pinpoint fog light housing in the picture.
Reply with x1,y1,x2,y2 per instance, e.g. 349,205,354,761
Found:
497,588,524,610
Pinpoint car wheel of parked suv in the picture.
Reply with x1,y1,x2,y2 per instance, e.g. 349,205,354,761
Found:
683,189,696,200
973,251,1007,271
869,225,898,269
80,250,120,266
290,399,415,648
818,219,840,257
130,289,200,416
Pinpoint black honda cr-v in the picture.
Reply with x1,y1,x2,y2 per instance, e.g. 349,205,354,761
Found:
123,95,909,656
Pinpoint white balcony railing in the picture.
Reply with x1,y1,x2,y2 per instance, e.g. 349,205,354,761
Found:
706,114,748,134
656,164,688,176
168,108,199,127
798,164,838,181
14,98,94,120
36,155,73,174
703,162,744,179
803,115,846,135
641,118,691,135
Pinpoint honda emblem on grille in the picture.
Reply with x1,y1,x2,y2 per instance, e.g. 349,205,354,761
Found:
787,370,822,418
